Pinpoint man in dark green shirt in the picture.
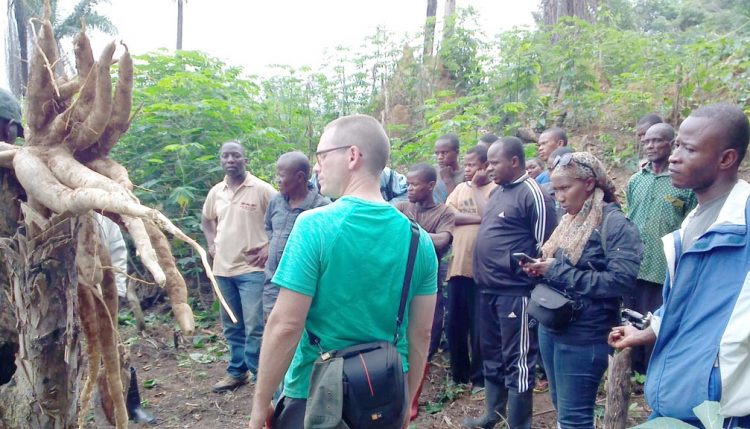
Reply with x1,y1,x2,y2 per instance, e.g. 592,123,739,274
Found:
625,123,697,374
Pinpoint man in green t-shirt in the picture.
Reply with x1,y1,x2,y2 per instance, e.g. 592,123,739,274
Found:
248,115,438,429
626,123,697,375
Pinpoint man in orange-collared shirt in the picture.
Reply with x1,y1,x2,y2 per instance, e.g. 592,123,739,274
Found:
202,141,276,392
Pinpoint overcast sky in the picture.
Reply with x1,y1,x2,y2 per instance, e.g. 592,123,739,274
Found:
2,0,538,88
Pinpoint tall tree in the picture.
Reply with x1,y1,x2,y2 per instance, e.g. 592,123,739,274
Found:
423,0,438,59
4,0,117,97
541,0,599,25
176,0,184,50
442,0,457,44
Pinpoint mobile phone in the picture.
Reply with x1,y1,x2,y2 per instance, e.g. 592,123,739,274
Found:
512,252,538,264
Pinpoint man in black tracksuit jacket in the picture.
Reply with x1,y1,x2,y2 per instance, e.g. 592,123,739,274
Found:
464,137,557,429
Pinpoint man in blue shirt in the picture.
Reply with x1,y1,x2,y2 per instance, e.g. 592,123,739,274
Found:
610,103,750,427
536,127,569,185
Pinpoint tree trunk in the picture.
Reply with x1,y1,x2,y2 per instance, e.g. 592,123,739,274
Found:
0,170,23,387
442,0,457,44
423,0,438,59
542,0,598,25
6,0,30,97
0,202,83,429
604,347,632,429
176,0,184,50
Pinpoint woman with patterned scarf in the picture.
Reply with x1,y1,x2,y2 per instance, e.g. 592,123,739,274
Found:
522,152,643,429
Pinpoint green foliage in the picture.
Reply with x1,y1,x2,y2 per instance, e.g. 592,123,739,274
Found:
631,370,648,385
438,8,486,93
632,401,726,429
115,51,286,279
110,1,750,296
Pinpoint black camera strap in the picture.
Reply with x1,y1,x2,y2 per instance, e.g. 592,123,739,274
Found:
308,219,421,351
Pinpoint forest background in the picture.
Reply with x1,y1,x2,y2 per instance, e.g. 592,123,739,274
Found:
4,0,750,305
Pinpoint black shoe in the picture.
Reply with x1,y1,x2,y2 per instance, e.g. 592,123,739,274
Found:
127,367,157,425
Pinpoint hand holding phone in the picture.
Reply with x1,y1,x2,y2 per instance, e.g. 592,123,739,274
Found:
512,252,539,264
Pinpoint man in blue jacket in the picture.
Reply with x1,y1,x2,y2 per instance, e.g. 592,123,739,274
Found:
609,103,750,428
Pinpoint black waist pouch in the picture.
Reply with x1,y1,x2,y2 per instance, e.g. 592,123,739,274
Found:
528,284,578,329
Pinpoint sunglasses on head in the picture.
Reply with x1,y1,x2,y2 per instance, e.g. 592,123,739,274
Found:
553,153,596,178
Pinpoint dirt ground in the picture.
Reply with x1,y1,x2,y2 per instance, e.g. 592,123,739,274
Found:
109,304,650,429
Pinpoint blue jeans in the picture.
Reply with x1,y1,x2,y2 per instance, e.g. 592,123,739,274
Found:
216,271,265,379
538,327,609,429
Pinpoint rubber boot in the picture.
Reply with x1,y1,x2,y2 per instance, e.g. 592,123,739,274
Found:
127,366,157,425
462,380,507,428
410,363,430,421
507,389,533,429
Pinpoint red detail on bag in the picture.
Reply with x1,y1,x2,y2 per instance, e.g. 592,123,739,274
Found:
358,353,375,397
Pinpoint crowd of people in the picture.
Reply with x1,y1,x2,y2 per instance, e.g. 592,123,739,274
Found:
3,86,749,429
197,103,750,429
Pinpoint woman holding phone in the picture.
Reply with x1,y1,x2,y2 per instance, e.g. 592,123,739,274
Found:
521,152,643,429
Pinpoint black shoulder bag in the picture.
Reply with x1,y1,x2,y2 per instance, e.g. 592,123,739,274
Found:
528,212,611,329
306,220,420,429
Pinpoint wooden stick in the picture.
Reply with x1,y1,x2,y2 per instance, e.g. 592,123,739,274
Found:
604,347,632,429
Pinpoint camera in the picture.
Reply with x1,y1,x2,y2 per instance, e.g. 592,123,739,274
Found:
621,308,652,330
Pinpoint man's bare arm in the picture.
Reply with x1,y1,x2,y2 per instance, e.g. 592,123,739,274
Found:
201,215,218,257
428,231,452,253
404,294,436,427
608,325,656,349
248,288,312,428
454,212,481,226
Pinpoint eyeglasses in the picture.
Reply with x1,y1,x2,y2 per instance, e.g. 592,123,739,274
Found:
315,145,352,164
553,153,597,178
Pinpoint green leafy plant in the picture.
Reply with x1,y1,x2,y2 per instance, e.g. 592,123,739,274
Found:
632,401,732,429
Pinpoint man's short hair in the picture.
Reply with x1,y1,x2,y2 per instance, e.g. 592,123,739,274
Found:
220,140,245,155
437,134,460,152
646,123,675,141
637,113,663,128
691,103,750,164
325,115,390,176
409,162,437,183
479,133,499,145
542,127,568,146
278,151,311,179
466,145,488,163
497,136,526,165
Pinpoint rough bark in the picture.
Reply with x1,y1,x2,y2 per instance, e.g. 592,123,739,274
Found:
0,170,23,387
176,0,184,50
442,0,457,42
542,0,598,25
604,347,632,429
5,1,28,98
423,0,438,59
0,214,83,429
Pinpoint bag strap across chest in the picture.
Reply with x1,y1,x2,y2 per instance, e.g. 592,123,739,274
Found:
308,219,421,349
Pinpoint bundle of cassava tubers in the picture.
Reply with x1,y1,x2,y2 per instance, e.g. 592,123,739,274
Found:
0,2,235,428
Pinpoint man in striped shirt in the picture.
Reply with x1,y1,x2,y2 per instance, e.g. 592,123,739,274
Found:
465,137,557,429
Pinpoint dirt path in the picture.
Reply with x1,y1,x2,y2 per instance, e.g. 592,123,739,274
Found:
116,309,648,428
